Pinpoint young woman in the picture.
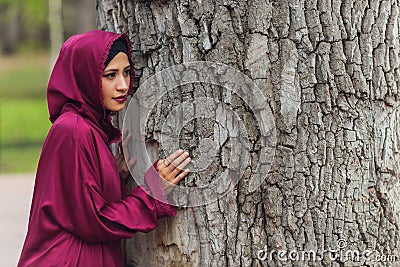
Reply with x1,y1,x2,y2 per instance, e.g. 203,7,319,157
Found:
18,30,190,267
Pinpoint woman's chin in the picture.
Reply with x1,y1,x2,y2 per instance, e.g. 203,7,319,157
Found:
105,103,126,113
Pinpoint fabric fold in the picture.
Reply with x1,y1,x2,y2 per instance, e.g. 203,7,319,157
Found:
18,30,175,267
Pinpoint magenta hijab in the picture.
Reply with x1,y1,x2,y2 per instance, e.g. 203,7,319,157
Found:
18,30,176,267
47,30,134,144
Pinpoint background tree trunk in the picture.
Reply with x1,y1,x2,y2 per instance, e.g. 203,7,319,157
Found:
97,0,400,266
72,0,96,33
1,6,20,54
49,0,64,70
63,0,96,37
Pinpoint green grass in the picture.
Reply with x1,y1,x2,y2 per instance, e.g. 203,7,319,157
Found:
0,99,50,145
0,99,50,173
0,67,48,99
0,145,42,173
0,52,49,99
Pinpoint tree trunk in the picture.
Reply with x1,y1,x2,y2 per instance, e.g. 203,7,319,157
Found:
71,0,96,34
49,0,64,70
1,6,19,54
97,0,400,266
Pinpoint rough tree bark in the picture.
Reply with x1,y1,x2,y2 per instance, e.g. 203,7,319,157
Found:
97,0,400,266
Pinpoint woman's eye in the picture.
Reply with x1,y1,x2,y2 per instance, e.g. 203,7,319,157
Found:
123,69,131,76
104,73,116,79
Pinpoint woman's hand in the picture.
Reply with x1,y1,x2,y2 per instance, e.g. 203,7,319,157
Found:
117,132,137,180
157,149,191,195
117,153,137,180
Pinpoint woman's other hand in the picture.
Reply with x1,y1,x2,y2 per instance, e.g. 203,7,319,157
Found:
117,132,137,180
157,149,191,194
117,154,137,180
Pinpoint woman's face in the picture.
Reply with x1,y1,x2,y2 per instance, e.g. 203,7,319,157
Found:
102,52,131,112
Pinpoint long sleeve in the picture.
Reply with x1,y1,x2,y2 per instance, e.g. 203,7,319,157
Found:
82,166,177,243
143,161,177,218
29,113,175,244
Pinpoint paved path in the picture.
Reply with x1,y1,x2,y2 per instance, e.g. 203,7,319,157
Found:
0,173,35,267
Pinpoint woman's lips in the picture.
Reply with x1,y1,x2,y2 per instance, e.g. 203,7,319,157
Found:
113,95,127,103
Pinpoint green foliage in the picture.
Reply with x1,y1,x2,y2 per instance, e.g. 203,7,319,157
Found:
23,0,48,25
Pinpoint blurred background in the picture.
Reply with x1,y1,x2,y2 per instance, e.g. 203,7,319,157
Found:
0,2,96,265
0,0,96,173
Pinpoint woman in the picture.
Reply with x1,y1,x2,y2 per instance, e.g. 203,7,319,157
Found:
18,30,190,266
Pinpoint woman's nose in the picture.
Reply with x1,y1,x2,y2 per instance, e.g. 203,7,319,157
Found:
116,75,129,91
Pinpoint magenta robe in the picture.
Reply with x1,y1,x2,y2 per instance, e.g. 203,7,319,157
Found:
18,30,175,267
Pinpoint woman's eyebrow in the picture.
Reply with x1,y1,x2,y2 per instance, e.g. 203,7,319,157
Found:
103,65,130,73
103,68,116,72
103,65,131,73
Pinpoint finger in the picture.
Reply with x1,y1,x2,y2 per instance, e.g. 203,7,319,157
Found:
165,149,184,166
119,162,130,180
169,151,189,169
157,158,172,171
177,156,191,170
162,158,172,167
171,157,191,177
157,159,165,170
161,151,182,168
120,164,128,173
117,141,123,153
122,133,132,149
171,169,190,185
127,157,137,168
